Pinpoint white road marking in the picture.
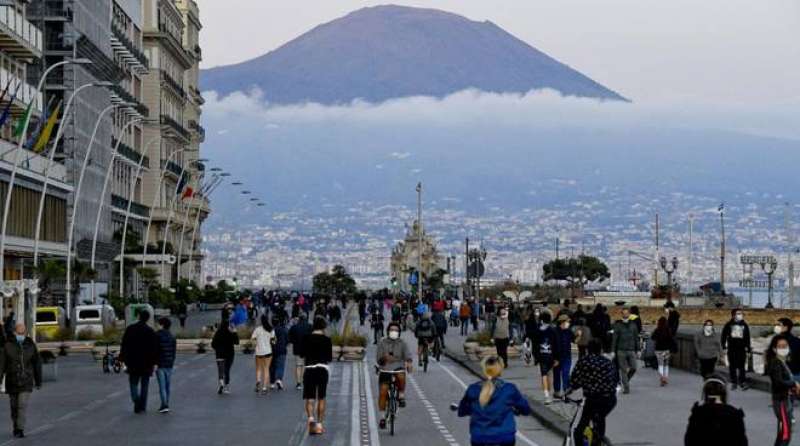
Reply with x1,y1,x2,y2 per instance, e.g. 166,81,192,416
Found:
437,360,542,446
350,362,360,446
362,361,381,446
408,375,460,446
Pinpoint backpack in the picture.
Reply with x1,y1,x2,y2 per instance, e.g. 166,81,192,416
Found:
417,319,434,338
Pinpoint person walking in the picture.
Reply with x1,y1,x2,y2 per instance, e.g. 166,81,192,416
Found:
212,314,239,395
119,310,158,413
535,312,560,404
456,356,532,446
470,299,480,332
177,302,188,330
251,315,275,395
0,323,41,438
288,313,311,390
775,318,800,384
459,301,471,336
491,308,511,368
376,322,412,429
694,320,722,378
303,317,333,435
612,307,640,394
358,299,367,326
155,317,177,413
270,316,289,390
651,316,676,386
370,308,385,345
665,302,681,336
569,340,619,446
575,323,593,360
684,377,747,446
721,309,751,390
553,314,574,398
766,335,799,446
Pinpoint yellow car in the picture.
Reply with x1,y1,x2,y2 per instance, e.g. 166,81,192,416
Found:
36,307,65,340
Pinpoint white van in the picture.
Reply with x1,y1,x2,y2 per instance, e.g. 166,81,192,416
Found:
73,305,116,336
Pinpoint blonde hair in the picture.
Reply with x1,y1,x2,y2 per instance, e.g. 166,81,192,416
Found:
479,356,504,407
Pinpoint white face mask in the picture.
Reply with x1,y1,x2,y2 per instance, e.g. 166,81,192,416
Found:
704,326,713,336
775,325,784,335
389,331,400,340
562,322,570,330
735,314,743,322
777,347,791,358
500,312,508,319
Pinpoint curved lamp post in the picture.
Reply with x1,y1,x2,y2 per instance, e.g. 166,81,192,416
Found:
90,117,142,300
118,137,159,297
180,172,227,283
33,81,113,267
65,102,132,310
158,157,202,285
0,58,91,291
174,163,210,281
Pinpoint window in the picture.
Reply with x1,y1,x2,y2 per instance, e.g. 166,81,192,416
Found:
78,309,100,320
36,312,57,323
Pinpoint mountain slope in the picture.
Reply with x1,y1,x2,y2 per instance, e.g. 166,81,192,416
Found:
201,5,627,104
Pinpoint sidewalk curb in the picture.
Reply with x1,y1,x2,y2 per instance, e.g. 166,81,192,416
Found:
444,351,614,446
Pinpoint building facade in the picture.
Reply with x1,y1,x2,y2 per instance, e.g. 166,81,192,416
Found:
390,220,442,293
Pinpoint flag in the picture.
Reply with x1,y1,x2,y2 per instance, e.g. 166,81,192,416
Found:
176,171,188,195
23,96,54,148
181,186,194,200
33,99,62,153
0,76,14,107
0,81,22,130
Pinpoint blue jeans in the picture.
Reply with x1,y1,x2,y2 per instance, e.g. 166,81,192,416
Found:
157,368,173,407
553,357,572,393
270,354,287,383
129,374,150,412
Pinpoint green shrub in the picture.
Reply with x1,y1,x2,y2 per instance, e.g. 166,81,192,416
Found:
466,330,493,347
76,328,101,341
99,327,122,345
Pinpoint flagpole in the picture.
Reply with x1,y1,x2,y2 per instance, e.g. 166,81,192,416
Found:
33,82,110,270
159,156,197,287
90,117,141,301
119,137,159,299
185,177,224,286
0,59,90,294
142,147,191,271
175,163,204,283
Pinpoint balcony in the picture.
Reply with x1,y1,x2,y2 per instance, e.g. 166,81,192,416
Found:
0,6,42,59
0,66,42,115
112,137,150,169
111,194,150,219
160,114,190,142
159,70,186,99
27,1,74,22
108,84,149,117
188,119,205,142
110,23,149,73
162,159,183,179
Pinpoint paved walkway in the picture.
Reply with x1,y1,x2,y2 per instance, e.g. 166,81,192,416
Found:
442,327,791,446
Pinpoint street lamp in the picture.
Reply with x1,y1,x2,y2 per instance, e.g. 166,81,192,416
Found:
762,258,779,309
65,101,133,312
0,58,92,289
157,155,201,284
169,159,206,284
659,255,679,303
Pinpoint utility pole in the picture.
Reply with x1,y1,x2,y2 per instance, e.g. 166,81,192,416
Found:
720,204,726,296
555,237,560,260
654,213,660,288
786,203,795,308
465,237,470,297
416,182,423,299
688,214,694,293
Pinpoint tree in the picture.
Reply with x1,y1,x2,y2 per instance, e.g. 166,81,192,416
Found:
542,255,610,293
425,268,448,292
34,260,66,305
313,265,357,300
136,267,160,303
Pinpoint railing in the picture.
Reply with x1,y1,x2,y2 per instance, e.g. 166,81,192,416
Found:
27,1,73,21
160,70,186,99
188,119,205,141
109,84,149,117
0,6,42,54
162,159,183,178
111,23,149,69
0,66,42,113
112,137,149,169
160,114,191,141
111,194,150,219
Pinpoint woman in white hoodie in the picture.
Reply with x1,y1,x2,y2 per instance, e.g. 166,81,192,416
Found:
251,315,275,394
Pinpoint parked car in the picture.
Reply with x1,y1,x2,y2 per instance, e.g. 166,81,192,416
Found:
73,305,116,337
36,306,66,340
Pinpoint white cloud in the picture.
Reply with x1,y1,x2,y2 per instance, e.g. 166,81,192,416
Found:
389,152,411,160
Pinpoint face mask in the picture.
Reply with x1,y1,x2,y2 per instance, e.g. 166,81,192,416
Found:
562,322,570,330
14,335,24,343
735,314,743,322
623,316,630,322
775,325,784,335
500,313,508,319
704,326,713,336
389,331,400,340
777,347,791,358
534,311,540,317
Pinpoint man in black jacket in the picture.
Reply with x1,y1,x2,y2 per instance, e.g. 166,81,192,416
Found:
288,313,311,390
156,317,177,413
120,310,159,413
721,309,751,390
0,323,41,438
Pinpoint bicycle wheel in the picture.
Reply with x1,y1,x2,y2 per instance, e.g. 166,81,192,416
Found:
102,356,110,373
423,347,429,373
389,411,395,436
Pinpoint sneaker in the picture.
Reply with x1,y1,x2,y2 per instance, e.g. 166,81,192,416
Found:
159,406,170,414
544,396,553,405
379,418,386,429
218,385,224,395
12,430,23,438
276,380,284,390
261,388,269,395
295,383,302,390
255,382,262,393
553,392,563,399
223,385,231,394
270,384,276,390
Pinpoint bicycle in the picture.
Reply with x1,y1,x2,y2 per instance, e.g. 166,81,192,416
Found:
521,337,534,366
420,338,434,372
376,367,405,436
563,396,595,446
432,336,442,363
99,342,121,374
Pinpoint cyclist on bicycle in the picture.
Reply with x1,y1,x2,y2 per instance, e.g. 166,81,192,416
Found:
457,356,531,446
376,322,412,429
568,340,619,446
414,312,438,366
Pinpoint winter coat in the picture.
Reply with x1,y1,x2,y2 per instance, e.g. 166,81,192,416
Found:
120,321,159,376
684,402,747,446
273,324,289,356
721,320,751,352
458,378,531,445
693,330,721,360
555,327,574,361
767,357,795,401
156,329,177,369
612,320,640,352
651,327,676,352
432,312,447,336
211,326,239,360
288,319,311,357
0,338,41,393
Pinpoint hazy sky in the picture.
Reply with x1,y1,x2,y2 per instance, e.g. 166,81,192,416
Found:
195,0,800,105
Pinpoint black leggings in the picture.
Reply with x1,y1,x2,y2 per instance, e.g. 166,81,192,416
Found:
217,357,234,385
699,357,717,378
574,395,616,446
494,338,509,367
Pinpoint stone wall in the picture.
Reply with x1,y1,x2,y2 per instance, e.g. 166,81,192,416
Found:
605,306,800,326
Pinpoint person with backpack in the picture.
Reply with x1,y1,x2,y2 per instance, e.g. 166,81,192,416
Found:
612,307,640,394
684,376,747,446
456,356,531,446
651,316,677,386
288,313,311,390
414,312,438,365
212,313,239,395
155,317,177,413
432,310,448,350
535,312,560,404
721,309,751,390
